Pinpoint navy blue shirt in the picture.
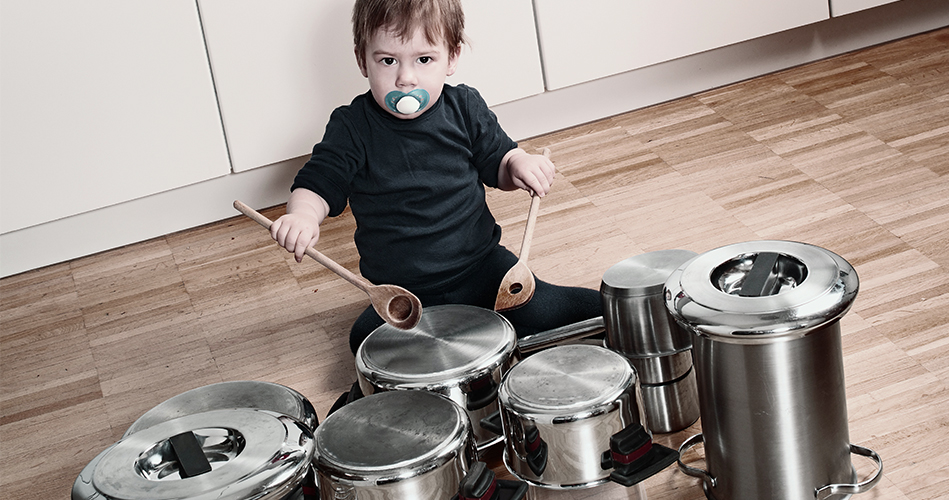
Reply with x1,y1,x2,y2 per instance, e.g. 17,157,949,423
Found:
292,84,517,293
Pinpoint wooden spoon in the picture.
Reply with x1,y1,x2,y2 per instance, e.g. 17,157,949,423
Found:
494,148,550,312
234,200,422,330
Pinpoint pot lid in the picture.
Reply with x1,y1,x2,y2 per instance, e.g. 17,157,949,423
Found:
314,391,470,480
356,305,516,387
499,345,635,417
88,409,314,500
601,249,698,297
664,240,858,342
125,381,318,437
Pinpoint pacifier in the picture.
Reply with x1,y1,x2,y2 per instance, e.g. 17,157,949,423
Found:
385,89,430,115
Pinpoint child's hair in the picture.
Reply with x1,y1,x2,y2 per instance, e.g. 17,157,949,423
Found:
352,0,466,68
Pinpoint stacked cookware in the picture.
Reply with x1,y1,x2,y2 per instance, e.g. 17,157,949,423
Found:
600,249,700,433
665,240,883,500
355,304,680,499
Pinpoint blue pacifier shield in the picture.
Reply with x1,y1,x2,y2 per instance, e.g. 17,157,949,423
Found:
385,89,430,115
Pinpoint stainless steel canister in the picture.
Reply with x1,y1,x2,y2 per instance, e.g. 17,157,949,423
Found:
601,249,697,356
665,240,882,500
356,304,517,453
601,249,700,433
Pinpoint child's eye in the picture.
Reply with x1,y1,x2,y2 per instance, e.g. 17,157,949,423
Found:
417,56,432,64
381,57,396,66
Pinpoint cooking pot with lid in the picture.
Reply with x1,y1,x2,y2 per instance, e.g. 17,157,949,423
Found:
356,305,518,453
314,390,527,500
497,344,678,495
665,240,882,500
72,409,315,500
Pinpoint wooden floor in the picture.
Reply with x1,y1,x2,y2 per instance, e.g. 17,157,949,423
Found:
3,27,949,500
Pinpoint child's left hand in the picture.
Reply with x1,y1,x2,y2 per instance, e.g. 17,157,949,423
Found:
498,149,556,196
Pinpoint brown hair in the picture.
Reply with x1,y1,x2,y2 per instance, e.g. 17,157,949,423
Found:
352,0,466,68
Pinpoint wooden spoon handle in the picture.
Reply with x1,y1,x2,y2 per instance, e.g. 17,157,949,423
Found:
517,147,551,263
518,194,540,263
233,200,371,293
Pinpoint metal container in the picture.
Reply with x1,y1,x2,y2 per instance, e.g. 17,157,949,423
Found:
314,390,527,500
601,249,697,356
498,344,678,493
665,240,882,500
356,304,517,453
638,366,699,434
73,409,315,500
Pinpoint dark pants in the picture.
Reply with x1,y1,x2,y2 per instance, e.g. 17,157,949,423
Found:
348,245,602,354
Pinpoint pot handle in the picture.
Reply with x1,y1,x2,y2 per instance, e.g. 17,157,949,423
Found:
814,444,883,500
677,433,717,489
517,316,605,354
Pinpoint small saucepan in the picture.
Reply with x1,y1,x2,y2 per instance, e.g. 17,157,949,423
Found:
314,390,528,500
497,344,678,497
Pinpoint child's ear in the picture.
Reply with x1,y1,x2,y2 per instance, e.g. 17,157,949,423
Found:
446,45,462,77
355,47,368,77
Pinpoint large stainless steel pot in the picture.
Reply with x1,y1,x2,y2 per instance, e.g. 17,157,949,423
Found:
498,344,678,496
356,304,518,453
665,240,882,500
314,390,527,500
73,409,315,500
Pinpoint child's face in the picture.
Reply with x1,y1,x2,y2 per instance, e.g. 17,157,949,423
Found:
358,26,460,119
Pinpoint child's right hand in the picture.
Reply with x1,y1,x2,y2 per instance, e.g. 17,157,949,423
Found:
271,188,331,262
271,213,322,263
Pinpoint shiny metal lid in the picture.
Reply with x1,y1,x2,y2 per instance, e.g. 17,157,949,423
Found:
499,345,635,416
314,391,471,480
125,381,318,437
356,304,516,388
86,409,314,500
664,240,859,343
601,250,698,297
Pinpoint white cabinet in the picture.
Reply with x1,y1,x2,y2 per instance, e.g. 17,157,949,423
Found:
533,0,830,90
198,0,544,173
0,0,230,234
831,0,901,17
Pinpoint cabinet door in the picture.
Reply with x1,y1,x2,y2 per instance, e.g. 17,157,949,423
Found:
0,0,230,233
198,0,544,173
449,0,545,106
534,0,830,90
830,0,901,17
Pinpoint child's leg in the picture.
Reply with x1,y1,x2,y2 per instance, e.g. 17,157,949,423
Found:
501,278,602,338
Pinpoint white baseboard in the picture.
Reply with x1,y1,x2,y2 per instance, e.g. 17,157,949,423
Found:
2,0,947,278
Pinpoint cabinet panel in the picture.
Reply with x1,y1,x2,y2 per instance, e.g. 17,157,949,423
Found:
534,0,830,90
0,0,230,233
198,0,544,173
831,0,901,17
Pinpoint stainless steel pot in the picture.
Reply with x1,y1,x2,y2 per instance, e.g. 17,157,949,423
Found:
665,240,882,500
600,249,697,356
73,409,315,500
356,304,518,453
314,390,527,500
497,344,678,494
638,366,699,434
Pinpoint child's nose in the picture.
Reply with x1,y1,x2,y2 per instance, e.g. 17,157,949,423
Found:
396,65,417,87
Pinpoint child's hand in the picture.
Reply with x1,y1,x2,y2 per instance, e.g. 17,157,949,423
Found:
498,149,556,196
271,188,330,262
271,213,321,263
